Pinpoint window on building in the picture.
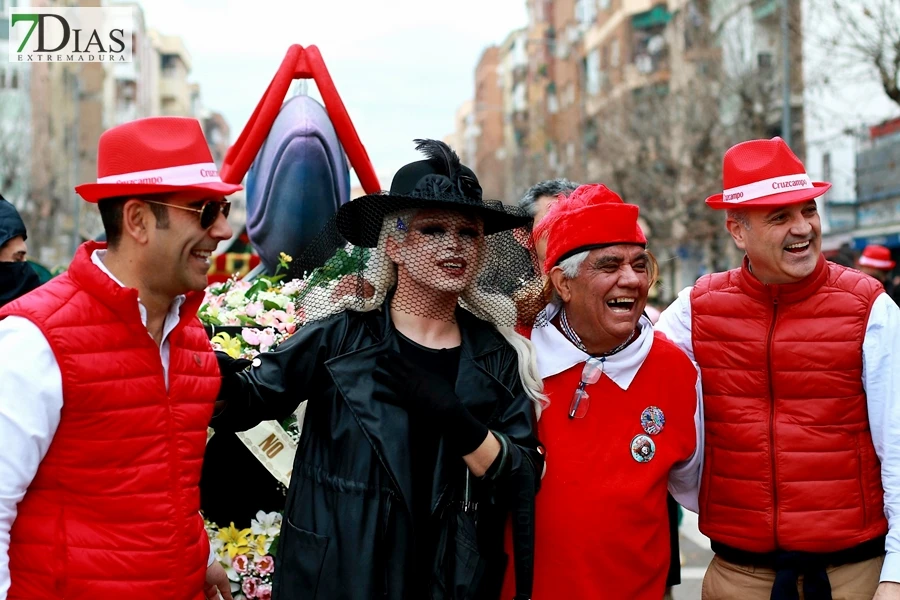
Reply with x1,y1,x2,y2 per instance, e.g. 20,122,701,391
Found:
599,0,610,9
0,69,5,89
632,26,667,74
758,51,773,71
611,39,620,68
9,69,17,89
548,91,559,114
513,82,527,112
575,0,597,25
586,49,601,95
822,152,832,182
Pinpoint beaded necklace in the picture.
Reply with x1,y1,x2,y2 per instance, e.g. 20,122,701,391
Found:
559,306,637,357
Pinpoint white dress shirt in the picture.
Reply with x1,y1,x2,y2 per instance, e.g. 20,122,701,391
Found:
0,250,212,600
531,305,705,512
657,287,900,583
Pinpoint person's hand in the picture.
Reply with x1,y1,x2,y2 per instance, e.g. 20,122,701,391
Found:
215,351,252,376
874,581,900,599
204,561,234,599
213,351,252,416
373,350,488,456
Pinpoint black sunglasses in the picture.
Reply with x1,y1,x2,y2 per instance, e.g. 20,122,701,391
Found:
142,198,231,230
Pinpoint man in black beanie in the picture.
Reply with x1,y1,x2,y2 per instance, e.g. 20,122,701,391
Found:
0,195,39,307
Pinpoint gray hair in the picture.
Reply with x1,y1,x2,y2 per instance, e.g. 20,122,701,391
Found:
726,209,751,230
518,178,580,218
557,250,590,279
546,250,590,304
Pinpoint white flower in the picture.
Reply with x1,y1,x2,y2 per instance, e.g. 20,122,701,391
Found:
257,291,291,309
251,511,283,538
280,279,306,296
224,288,250,309
224,563,241,583
209,534,226,556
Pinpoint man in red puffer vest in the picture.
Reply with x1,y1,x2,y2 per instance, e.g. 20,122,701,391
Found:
658,137,900,600
0,117,242,600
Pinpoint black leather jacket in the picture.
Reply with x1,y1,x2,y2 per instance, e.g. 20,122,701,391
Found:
212,306,542,600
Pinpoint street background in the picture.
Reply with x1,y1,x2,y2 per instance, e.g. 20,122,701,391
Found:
674,510,714,600
1,0,899,298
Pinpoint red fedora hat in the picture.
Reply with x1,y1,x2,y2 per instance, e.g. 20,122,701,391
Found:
859,244,896,271
75,117,243,203
706,137,830,210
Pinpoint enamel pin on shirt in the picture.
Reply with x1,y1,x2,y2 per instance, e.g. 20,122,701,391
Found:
631,406,665,463
631,434,656,463
640,406,665,436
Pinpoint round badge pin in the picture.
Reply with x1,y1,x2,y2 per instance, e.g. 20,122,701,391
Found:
640,406,666,436
631,434,656,463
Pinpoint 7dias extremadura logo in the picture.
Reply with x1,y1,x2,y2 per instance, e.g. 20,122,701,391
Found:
9,7,133,63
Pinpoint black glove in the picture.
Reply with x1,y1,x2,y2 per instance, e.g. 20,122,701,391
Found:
373,351,489,456
215,350,252,376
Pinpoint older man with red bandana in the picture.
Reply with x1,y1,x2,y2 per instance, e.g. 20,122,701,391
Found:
658,137,900,599
502,184,703,599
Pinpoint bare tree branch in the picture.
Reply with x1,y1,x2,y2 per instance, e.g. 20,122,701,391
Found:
822,0,900,107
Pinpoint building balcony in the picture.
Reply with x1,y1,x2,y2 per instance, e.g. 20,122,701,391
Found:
159,76,189,102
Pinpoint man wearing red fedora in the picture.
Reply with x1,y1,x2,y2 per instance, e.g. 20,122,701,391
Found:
0,117,241,600
500,184,703,599
658,137,900,599
858,244,898,302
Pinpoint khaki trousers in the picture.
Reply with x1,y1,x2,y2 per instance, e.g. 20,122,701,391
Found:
701,554,884,600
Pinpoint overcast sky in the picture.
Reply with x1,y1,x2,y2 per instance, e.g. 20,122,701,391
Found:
139,0,528,188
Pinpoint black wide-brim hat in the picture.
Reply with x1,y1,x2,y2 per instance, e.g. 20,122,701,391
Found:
337,139,530,247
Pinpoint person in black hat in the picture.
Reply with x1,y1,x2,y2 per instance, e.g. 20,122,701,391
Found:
211,139,544,600
0,195,40,308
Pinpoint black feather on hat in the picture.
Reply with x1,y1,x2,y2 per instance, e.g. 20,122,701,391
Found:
336,139,529,247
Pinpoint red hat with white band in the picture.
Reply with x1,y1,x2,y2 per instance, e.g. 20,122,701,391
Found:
705,137,831,209
535,183,646,274
859,245,896,271
75,117,243,203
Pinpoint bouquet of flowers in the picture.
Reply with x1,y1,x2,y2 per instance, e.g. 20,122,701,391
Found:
199,247,369,360
207,511,283,600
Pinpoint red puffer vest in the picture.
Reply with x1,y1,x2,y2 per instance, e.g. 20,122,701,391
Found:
692,255,886,553
0,242,220,599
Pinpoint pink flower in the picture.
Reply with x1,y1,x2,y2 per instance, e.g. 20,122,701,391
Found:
256,583,273,600
255,555,275,576
242,577,260,598
257,312,277,327
245,302,264,318
284,322,297,335
285,303,295,316
242,328,261,346
258,329,276,353
232,554,249,574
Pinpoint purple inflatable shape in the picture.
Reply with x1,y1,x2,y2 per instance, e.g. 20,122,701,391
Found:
245,95,351,272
